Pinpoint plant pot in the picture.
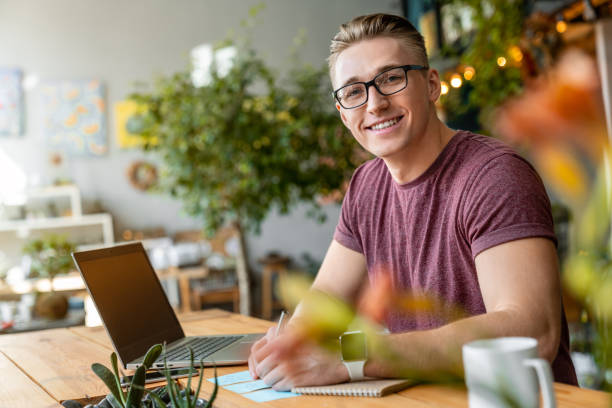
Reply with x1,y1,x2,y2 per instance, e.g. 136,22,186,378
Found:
35,292,69,320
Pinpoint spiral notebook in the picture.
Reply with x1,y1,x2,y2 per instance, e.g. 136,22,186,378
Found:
291,378,416,397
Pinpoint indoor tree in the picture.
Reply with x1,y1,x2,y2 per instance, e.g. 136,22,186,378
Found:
129,14,363,315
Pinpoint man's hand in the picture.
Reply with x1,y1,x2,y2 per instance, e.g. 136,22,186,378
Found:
248,326,275,380
247,326,349,391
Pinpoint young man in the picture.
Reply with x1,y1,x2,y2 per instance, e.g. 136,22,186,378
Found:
248,13,577,390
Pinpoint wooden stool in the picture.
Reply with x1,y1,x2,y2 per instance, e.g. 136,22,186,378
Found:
259,255,290,320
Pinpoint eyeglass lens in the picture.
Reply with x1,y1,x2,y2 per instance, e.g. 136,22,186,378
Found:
337,67,407,108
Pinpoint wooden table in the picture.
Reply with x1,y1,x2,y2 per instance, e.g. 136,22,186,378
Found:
0,309,609,407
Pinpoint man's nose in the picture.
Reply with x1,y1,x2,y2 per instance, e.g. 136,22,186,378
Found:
366,85,389,114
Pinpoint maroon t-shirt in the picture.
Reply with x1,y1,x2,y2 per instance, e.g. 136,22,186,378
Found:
334,130,577,384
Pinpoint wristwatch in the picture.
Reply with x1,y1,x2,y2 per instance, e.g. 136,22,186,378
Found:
340,330,367,381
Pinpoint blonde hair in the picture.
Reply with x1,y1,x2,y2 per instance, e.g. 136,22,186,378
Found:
329,13,428,80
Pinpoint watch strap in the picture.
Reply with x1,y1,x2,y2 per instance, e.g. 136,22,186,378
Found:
343,360,366,381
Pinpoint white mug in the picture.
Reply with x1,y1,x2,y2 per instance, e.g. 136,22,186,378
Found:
463,337,556,408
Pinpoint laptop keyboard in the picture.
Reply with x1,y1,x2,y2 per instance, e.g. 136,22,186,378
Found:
161,335,243,361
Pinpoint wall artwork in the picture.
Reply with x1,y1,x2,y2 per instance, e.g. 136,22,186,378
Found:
0,68,24,136
115,99,150,148
40,79,108,156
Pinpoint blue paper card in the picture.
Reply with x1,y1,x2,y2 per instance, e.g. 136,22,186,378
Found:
243,389,300,402
224,379,269,394
208,370,253,386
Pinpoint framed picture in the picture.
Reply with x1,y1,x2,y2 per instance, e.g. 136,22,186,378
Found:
0,68,24,136
115,100,150,149
40,79,108,156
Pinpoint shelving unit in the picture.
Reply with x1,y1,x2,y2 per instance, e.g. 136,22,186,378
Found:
0,185,114,266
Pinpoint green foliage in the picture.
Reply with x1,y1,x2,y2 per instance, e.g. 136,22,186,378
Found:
141,348,217,408
439,0,526,130
129,10,361,235
92,344,163,408
93,344,218,408
22,234,76,282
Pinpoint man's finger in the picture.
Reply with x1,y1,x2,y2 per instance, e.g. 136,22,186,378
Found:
261,363,285,388
254,350,279,380
248,353,258,379
271,377,294,392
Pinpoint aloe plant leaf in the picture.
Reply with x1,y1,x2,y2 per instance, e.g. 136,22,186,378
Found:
92,363,126,408
162,352,180,406
106,394,124,408
185,348,195,407
192,359,206,405
126,365,146,407
168,378,183,408
111,352,127,405
135,386,169,408
142,343,163,368
203,366,218,408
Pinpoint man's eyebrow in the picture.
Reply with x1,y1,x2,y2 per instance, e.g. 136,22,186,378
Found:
337,64,403,89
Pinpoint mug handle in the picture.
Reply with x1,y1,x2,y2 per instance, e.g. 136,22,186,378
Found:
523,358,557,408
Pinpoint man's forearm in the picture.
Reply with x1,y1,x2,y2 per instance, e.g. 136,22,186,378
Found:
365,309,560,379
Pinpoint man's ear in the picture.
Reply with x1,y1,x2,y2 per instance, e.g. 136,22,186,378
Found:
337,104,350,128
426,69,442,102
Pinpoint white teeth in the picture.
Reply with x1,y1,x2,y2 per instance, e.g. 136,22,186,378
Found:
371,117,399,130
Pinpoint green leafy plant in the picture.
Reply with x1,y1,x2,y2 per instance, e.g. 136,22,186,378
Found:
438,0,527,130
129,6,363,315
130,45,360,236
22,234,77,319
22,234,76,283
91,344,218,408
140,348,218,408
92,344,163,408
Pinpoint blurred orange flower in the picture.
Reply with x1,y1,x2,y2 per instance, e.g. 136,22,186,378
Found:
495,49,608,165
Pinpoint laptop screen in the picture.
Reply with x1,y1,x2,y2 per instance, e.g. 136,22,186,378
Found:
73,243,184,366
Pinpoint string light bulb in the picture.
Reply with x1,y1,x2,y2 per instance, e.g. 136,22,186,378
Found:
497,57,507,67
450,74,462,88
556,20,567,33
509,46,523,62
463,66,475,81
440,81,449,95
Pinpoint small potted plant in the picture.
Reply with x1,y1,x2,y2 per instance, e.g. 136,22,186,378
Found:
61,344,218,408
22,234,76,319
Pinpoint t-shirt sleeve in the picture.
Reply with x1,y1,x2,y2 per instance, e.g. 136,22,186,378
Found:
333,174,364,254
461,153,557,258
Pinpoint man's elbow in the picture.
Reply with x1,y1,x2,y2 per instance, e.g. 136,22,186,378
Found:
538,321,561,363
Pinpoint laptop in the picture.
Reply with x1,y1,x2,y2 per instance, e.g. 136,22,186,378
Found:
72,242,264,370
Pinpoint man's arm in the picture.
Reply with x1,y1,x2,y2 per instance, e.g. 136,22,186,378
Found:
247,240,367,384
250,237,562,389
365,237,562,378
295,239,368,313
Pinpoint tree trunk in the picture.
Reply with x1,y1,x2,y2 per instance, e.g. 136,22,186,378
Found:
232,221,251,316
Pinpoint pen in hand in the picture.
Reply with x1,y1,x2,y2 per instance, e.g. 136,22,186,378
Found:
275,310,287,337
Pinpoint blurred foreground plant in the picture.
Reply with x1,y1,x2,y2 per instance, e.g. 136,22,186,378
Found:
277,273,467,383
495,49,612,392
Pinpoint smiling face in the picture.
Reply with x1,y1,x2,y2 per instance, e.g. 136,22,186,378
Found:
333,36,441,161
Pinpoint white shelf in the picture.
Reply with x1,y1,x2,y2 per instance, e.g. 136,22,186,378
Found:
8,272,85,294
24,185,82,216
0,185,114,267
0,214,113,244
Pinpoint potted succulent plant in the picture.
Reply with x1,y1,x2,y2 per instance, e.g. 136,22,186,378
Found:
22,234,76,319
62,344,218,408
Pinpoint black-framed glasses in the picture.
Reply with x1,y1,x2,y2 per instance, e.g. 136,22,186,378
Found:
333,64,428,109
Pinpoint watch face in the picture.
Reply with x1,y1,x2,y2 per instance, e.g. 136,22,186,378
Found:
341,331,367,361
